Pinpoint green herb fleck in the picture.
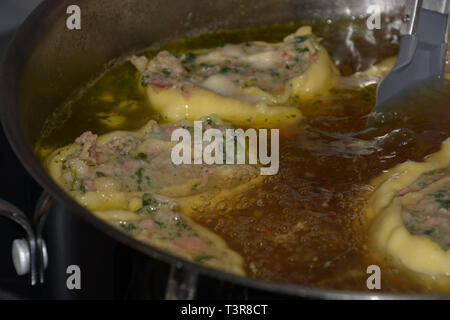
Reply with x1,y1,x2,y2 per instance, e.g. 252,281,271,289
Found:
155,221,164,228
293,35,309,43
434,193,444,199
417,181,428,188
219,66,231,73
271,70,280,79
134,167,144,190
120,222,137,232
436,199,450,210
423,228,435,236
80,179,86,193
141,74,151,87
137,153,148,160
161,68,171,76
183,52,197,64
176,219,190,230
296,47,310,53
142,193,159,212
194,255,216,264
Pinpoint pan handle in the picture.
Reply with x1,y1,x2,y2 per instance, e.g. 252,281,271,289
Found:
0,199,38,285
33,192,53,284
0,192,52,286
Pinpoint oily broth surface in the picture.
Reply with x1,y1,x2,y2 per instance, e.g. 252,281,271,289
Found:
35,22,450,293
197,89,450,293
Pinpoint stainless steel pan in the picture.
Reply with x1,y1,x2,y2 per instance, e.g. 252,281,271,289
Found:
4,0,447,299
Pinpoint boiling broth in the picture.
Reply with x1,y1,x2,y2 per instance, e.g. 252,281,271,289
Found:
35,21,450,293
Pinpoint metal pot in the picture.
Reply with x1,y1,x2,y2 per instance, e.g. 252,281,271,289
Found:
2,0,445,299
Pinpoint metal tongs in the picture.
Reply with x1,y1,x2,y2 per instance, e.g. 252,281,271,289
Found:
370,0,450,123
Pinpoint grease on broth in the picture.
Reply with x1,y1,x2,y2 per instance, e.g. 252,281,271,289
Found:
35,21,450,293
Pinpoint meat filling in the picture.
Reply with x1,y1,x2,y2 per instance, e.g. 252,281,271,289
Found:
57,116,258,198
132,28,320,103
398,166,450,250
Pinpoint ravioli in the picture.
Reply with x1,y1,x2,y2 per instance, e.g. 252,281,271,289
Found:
45,116,263,275
368,138,450,276
131,26,339,127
